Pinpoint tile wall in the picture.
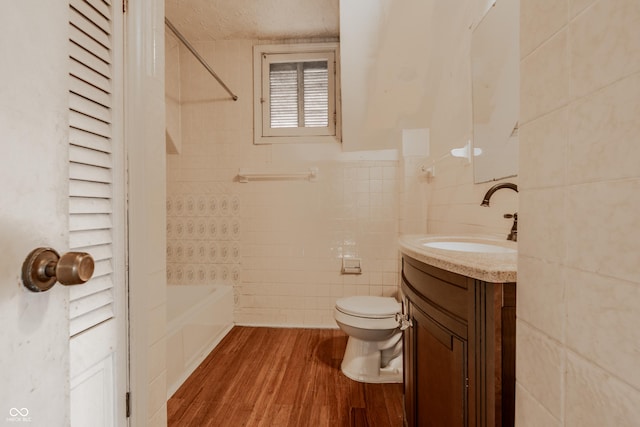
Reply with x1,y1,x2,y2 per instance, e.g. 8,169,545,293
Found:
166,39,407,327
516,0,640,424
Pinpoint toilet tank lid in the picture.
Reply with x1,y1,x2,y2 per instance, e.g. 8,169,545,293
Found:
335,296,401,317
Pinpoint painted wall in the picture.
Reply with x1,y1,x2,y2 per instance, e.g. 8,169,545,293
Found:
516,0,640,424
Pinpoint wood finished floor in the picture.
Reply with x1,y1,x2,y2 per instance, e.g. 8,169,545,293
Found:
167,326,404,427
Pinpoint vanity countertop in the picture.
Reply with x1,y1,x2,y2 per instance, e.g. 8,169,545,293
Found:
398,234,517,283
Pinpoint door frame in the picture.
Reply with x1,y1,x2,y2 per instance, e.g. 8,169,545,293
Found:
123,0,168,424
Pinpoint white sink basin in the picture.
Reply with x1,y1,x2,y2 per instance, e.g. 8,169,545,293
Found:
422,240,516,254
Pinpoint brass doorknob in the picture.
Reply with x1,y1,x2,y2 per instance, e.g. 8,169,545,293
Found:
21,247,95,292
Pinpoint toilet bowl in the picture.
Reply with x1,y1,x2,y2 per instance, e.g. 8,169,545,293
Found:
334,296,403,384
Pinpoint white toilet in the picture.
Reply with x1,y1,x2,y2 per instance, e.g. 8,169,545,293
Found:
334,295,403,383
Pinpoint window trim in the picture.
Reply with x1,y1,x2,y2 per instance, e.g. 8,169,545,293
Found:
253,42,341,145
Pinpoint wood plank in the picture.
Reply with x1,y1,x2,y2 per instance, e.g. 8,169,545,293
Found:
167,327,403,426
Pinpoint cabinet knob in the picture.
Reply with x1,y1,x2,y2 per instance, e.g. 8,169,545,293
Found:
22,247,95,292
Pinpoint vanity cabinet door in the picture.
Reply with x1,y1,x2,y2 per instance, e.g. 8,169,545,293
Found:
401,255,516,427
405,301,467,427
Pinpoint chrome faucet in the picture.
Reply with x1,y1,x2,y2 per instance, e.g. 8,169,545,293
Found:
480,183,518,241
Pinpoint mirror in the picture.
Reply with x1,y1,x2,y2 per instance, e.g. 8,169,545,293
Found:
471,0,519,183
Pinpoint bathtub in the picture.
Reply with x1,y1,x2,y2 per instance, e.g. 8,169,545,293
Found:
166,285,234,398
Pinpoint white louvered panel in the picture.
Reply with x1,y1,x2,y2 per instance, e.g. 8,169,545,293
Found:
69,0,116,338
69,276,113,310
84,0,111,21
70,303,114,337
70,42,110,79
69,228,112,248
69,197,112,215
70,291,113,320
70,93,110,123
70,110,111,138
69,274,113,301
70,144,111,168
69,3,110,43
69,180,111,198
69,260,113,295
70,77,111,110
84,258,113,280
70,163,111,184
69,128,111,153
70,59,111,93
70,213,112,231
70,26,110,64
69,243,113,262
70,0,111,35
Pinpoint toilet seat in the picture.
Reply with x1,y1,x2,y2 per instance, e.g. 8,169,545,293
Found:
335,296,400,319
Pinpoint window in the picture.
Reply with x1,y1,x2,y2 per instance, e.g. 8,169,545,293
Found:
254,43,341,144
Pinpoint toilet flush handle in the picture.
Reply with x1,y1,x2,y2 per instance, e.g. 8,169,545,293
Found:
396,313,413,330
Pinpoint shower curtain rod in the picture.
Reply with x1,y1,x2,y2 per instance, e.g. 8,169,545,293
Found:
164,18,239,101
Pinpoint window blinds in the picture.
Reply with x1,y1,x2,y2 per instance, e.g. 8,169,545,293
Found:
269,61,329,129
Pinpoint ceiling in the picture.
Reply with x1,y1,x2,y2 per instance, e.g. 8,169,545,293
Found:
165,0,340,42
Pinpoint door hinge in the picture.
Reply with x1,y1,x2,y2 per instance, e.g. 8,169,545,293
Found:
465,377,469,389
123,0,128,13
126,392,131,418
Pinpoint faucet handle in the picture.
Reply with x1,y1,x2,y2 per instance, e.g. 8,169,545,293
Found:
503,213,518,242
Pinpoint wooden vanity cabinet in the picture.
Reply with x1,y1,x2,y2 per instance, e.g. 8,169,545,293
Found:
401,255,516,427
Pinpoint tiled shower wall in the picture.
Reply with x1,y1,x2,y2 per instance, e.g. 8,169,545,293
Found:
166,38,404,327
166,186,242,287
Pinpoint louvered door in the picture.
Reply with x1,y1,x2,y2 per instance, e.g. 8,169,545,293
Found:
68,0,127,425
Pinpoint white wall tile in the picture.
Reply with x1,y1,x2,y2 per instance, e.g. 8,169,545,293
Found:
565,179,640,282
520,0,568,58
568,73,640,184
566,352,640,427
519,107,568,190
568,0,597,18
521,30,569,124
517,258,566,342
517,0,640,424
569,0,640,100
515,383,563,427
518,188,566,261
516,320,565,419
566,269,640,390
